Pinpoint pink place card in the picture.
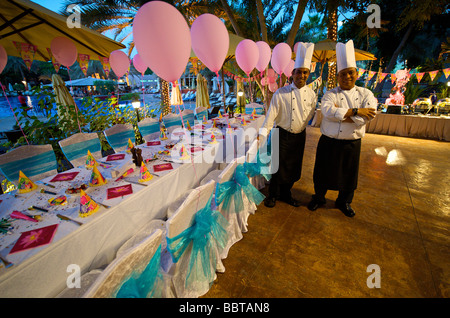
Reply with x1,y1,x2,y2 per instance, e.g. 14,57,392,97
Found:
50,171,79,182
107,184,133,200
147,141,161,146
190,146,204,153
153,163,173,172
106,154,125,161
9,224,58,254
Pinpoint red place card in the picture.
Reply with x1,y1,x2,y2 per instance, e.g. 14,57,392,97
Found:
50,171,79,182
153,163,173,172
106,154,125,161
107,184,133,200
190,146,204,153
9,224,58,254
147,141,161,146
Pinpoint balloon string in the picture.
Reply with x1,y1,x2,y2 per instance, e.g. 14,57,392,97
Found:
67,67,82,133
0,81,29,145
141,73,146,117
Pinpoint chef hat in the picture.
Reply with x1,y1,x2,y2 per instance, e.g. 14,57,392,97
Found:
336,40,356,73
294,42,314,70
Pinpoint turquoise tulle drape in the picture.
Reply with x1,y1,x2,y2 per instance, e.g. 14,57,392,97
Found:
215,164,265,213
166,193,228,288
244,150,272,181
115,245,163,298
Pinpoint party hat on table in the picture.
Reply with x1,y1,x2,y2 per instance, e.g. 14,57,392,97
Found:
139,160,153,182
212,119,217,128
218,110,222,118
17,171,38,193
89,165,107,187
186,120,192,130
126,138,134,153
242,116,247,126
210,132,218,144
79,189,100,218
159,127,168,140
85,150,98,169
180,144,191,160
203,115,208,124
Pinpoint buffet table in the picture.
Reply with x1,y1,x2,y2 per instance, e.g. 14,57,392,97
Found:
0,113,265,297
310,110,450,141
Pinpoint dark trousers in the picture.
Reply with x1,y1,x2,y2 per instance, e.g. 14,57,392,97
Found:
268,127,306,199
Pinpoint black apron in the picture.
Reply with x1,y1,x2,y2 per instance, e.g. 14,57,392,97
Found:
313,134,361,191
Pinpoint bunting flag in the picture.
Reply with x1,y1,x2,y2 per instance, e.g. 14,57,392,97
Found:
378,73,388,82
139,161,153,182
126,138,134,153
13,41,37,70
89,165,107,187
17,171,38,193
46,48,61,73
443,68,450,79
85,150,97,169
77,54,90,76
429,70,439,82
98,56,111,78
357,68,365,79
79,189,100,218
415,72,425,83
390,74,397,84
367,71,376,81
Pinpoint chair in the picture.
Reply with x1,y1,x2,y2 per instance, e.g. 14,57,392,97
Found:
162,114,182,134
244,139,270,190
0,144,57,183
164,180,227,298
137,118,160,142
180,109,195,128
59,132,102,168
104,124,136,153
195,106,209,121
57,229,164,298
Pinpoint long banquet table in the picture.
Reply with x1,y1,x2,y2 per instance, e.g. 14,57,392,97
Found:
0,113,265,297
310,110,450,141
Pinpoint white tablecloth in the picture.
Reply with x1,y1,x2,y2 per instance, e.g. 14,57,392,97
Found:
0,114,265,297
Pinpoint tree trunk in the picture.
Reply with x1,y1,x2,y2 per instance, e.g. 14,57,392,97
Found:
159,77,171,116
220,0,244,37
326,9,338,90
256,0,267,42
286,0,308,48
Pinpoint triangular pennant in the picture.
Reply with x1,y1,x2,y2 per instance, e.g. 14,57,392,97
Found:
126,138,134,153
79,189,100,218
390,74,397,84
89,165,107,187
443,68,450,79
85,150,98,169
46,48,61,73
415,72,425,83
429,70,439,82
367,71,376,81
17,171,38,193
77,54,90,76
378,73,388,82
13,41,36,71
357,68,365,79
98,56,111,78
139,161,153,182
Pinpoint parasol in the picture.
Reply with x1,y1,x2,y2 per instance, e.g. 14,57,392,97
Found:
170,81,183,108
52,74,81,132
195,73,210,109
310,39,377,64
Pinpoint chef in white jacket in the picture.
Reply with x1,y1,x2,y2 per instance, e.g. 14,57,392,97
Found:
307,40,377,217
259,42,316,208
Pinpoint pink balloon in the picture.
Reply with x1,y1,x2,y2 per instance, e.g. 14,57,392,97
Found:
235,39,259,76
269,81,278,92
110,50,130,78
50,36,77,67
133,1,191,83
133,54,148,75
191,13,229,75
0,45,7,74
283,60,295,77
255,41,271,73
271,42,292,75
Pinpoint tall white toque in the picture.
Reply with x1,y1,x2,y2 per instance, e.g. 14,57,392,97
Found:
294,42,314,69
336,40,357,73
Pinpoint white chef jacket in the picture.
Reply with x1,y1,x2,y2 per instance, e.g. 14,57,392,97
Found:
320,86,377,140
261,83,316,137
